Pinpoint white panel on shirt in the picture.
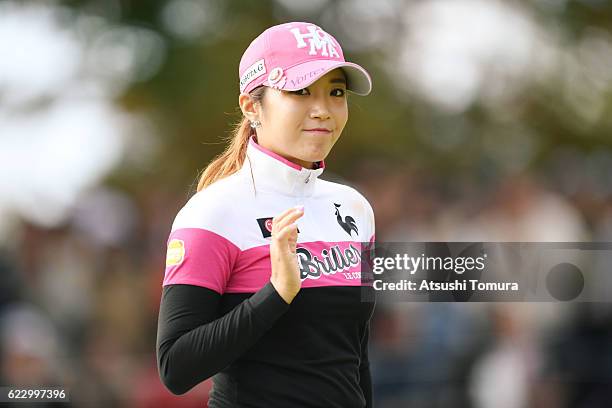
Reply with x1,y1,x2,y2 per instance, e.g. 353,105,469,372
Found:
171,172,375,250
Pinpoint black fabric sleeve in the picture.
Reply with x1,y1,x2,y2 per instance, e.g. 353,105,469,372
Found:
359,322,373,408
156,282,290,395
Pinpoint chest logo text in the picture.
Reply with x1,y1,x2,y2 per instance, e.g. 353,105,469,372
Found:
296,244,361,280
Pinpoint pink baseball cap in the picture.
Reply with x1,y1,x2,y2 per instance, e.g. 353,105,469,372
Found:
239,22,372,96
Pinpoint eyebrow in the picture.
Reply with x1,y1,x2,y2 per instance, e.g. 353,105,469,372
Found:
329,78,347,85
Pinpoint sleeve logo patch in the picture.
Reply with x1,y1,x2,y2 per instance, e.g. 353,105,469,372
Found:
166,239,185,267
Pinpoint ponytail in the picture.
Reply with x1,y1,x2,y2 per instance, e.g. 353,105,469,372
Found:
196,86,266,191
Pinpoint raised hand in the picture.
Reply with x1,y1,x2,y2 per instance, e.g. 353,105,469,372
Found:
269,205,304,304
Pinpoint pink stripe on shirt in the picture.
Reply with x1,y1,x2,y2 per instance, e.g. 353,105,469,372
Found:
226,241,369,293
163,228,374,294
162,228,240,294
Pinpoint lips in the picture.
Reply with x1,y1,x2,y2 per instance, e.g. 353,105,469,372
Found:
303,128,332,133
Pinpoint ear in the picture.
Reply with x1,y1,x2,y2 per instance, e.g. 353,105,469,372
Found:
239,93,261,122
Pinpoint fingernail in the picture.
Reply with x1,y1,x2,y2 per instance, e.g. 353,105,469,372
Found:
294,205,304,212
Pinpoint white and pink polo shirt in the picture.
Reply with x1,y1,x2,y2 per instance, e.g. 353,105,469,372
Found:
163,137,375,294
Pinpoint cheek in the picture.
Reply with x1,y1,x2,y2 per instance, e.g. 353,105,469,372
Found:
261,93,300,125
334,103,349,130
271,102,306,129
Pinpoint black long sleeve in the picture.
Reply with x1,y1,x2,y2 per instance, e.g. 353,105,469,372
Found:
359,322,373,407
156,282,289,395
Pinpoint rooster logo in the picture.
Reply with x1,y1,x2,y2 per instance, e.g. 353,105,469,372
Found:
334,203,358,237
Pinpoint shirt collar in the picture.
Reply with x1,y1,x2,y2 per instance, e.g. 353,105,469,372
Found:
241,136,325,197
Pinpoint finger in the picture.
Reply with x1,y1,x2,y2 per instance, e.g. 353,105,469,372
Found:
272,207,304,233
274,222,298,239
273,223,298,242
273,214,302,237
271,207,299,233
273,206,298,224
273,205,304,224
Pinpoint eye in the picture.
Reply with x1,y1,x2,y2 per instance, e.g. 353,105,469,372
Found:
331,88,346,97
290,88,310,96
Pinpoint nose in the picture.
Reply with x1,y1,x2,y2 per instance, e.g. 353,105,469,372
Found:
309,97,331,120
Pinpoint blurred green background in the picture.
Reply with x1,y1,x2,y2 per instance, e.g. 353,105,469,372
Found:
1,0,612,407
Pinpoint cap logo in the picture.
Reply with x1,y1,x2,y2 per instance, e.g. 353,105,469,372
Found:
240,59,266,92
267,67,287,89
288,67,325,89
289,25,340,58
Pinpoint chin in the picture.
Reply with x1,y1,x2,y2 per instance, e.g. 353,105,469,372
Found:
303,153,327,164
303,145,330,161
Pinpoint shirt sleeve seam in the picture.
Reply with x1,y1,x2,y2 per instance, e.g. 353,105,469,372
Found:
162,279,223,294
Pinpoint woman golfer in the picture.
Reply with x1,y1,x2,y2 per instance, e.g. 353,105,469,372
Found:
157,21,375,407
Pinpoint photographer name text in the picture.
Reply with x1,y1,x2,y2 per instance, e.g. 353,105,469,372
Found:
373,279,519,292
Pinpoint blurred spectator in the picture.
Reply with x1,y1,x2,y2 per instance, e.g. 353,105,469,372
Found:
469,305,540,408
0,304,64,387
461,175,589,242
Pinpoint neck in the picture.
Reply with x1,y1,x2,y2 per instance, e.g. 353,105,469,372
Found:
292,158,315,169
253,136,316,170
243,137,326,197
